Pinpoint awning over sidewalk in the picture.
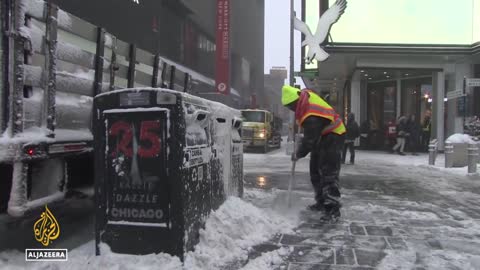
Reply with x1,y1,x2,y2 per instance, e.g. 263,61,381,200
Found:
302,43,479,92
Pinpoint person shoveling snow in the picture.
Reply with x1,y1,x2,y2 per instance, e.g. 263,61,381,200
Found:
281,85,346,221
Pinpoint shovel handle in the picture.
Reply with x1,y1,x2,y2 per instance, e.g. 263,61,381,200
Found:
287,126,301,207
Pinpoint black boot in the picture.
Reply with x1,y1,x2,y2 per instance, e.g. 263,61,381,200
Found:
323,204,341,222
307,201,325,212
321,184,341,222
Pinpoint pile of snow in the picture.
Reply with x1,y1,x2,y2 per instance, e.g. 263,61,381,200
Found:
59,243,182,270
0,196,297,270
243,188,281,207
240,247,290,270
184,196,295,269
446,133,477,144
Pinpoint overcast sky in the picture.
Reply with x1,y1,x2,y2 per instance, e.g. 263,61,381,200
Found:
264,0,303,85
266,0,480,71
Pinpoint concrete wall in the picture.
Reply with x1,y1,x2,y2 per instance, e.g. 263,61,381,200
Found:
264,68,289,120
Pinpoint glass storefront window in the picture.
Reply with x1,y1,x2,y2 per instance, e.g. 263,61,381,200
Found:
401,78,432,124
366,81,396,149
384,86,396,125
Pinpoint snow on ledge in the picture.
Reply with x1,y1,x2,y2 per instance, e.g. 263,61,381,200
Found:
445,133,478,144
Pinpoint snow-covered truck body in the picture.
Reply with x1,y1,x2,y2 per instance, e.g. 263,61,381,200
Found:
0,0,194,216
93,88,243,257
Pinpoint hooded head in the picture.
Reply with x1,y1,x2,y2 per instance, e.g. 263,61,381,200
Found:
281,85,301,111
347,113,355,122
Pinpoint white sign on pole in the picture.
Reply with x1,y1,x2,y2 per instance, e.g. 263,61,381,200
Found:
466,78,480,87
446,90,465,99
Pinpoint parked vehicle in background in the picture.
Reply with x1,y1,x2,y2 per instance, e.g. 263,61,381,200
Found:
271,115,283,149
240,109,281,152
0,0,197,217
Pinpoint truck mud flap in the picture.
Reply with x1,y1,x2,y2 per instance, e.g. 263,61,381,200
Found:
0,164,13,213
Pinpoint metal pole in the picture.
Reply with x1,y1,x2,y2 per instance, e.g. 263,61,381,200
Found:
468,143,478,174
428,139,438,165
289,0,294,87
463,77,466,130
288,0,295,143
287,0,296,208
445,141,454,168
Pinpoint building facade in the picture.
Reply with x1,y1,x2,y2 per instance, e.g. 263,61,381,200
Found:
263,67,290,120
300,0,480,151
52,0,265,108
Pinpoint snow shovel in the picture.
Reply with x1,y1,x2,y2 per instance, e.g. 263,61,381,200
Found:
287,129,301,208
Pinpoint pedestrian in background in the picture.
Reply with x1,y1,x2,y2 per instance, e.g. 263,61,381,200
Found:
406,114,421,155
342,113,360,164
359,120,370,149
421,111,432,152
385,118,397,150
392,116,407,155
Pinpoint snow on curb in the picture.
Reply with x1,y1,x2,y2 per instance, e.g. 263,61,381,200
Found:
0,195,297,270
184,196,296,269
240,247,290,270
0,242,183,270
75,243,182,270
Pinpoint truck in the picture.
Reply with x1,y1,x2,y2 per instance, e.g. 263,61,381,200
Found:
240,109,282,153
0,0,207,217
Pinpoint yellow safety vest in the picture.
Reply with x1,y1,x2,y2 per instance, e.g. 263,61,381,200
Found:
298,90,346,135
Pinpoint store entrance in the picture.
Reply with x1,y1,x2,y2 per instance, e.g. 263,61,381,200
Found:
360,69,433,151
364,81,396,150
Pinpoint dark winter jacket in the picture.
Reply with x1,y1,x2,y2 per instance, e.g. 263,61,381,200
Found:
296,116,331,159
407,118,421,137
345,113,360,141
422,116,431,132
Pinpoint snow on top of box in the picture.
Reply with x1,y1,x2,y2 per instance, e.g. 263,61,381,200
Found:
95,88,240,116
445,133,477,144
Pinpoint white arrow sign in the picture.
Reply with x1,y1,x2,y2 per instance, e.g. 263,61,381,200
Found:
466,78,480,87
446,90,465,99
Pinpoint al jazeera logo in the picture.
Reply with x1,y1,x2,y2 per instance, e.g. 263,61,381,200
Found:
25,206,68,261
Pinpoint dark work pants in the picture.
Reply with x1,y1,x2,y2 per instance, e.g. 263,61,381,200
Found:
422,131,430,152
309,133,344,208
342,142,355,163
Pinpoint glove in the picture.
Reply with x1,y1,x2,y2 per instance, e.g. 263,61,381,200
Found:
291,153,298,162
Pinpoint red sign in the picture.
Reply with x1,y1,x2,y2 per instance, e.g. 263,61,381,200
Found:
109,120,161,158
215,0,230,95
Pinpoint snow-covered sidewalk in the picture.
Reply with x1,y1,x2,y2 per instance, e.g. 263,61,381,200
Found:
242,148,480,269
0,190,299,270
1,147,480,269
